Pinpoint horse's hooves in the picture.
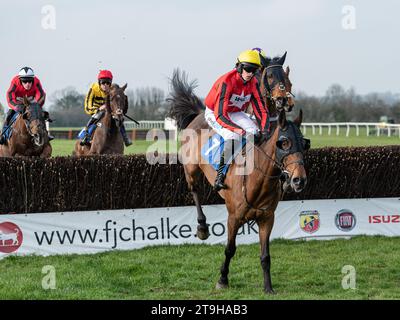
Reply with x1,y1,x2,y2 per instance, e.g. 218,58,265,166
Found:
215,281,228,290
265,289,276,295
196,226,210,240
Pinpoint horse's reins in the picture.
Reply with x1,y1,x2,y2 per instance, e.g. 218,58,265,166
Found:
240,141,281,214
21,109,45,140
241,140,283,213
231,66,298,213
240,128,305,213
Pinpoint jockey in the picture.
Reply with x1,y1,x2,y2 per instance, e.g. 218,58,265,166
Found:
204,49,270,191
0,67,53,145
80,70,132,146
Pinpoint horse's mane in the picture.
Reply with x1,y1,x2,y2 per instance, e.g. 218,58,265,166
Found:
27,102,43,120
265,56,284,65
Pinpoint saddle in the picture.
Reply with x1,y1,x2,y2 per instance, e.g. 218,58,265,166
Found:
1,112,21,143
77,124,97,141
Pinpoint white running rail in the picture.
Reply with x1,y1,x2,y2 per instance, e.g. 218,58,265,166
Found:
301,122,400,137
124,120,165,130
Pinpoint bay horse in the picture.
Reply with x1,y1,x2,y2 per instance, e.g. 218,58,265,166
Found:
167,70,309,294
73,84,128,156
0,97,52,158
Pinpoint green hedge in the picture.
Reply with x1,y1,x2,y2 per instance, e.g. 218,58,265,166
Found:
1,146,399,214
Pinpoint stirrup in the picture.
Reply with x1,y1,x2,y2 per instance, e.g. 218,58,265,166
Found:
213,181,227,191
213,175,227,191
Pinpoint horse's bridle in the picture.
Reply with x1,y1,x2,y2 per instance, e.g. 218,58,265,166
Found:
109,93,126,124
253,123,307,180
241,121,309,212
22,109,46,146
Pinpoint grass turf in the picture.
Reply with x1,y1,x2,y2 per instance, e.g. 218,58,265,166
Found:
1,236,399,299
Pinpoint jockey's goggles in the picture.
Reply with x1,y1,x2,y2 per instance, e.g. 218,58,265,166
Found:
20,78,34,83
242,64,259,74
99,79,112,85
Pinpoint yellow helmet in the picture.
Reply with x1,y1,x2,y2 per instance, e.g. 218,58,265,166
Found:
237,49,262,67
252,47,267,59
252,47,268,67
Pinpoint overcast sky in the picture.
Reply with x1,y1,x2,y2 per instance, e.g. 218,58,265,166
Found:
1,0,399,108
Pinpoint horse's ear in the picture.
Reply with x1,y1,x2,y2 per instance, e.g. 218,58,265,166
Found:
278,51,287,66
278,110,287,129
121,83,127,91
106,94,110,107
285,66,290,77
293,109,303,127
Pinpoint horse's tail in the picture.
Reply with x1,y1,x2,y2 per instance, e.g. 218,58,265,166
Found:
167,69,205,130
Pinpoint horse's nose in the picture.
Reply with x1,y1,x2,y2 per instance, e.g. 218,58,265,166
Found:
292,176,307,189
33,133,43,146
276,96,288,107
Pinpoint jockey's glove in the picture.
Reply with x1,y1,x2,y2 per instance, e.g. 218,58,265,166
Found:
253,131,262,144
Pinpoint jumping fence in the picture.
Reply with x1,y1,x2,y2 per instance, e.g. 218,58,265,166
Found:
1,146,400,214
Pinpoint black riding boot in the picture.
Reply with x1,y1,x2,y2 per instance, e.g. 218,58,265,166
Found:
213,139,234,191
214,154,227,191
80,116,96,146
0,110,16,145
120,125,132,147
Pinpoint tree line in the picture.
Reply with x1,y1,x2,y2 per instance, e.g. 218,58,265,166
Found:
296,84,400,123
0,84,399,127
44,86,169,127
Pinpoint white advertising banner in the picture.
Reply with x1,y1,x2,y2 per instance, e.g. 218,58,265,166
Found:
0,198,399,259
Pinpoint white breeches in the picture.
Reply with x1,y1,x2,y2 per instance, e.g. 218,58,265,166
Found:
204,107,259,140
